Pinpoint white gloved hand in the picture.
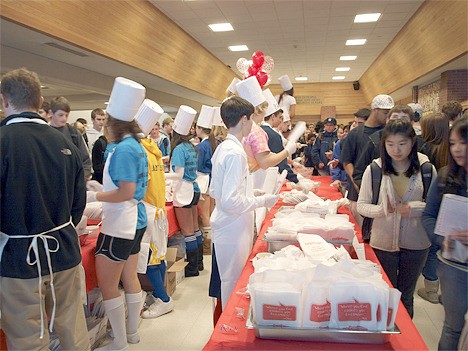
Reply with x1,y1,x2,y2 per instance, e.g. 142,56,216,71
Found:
87,180,103,192
284,141,297,156
86,191,97,203
296,180,310,194
253,189,265,196
257,194,279,208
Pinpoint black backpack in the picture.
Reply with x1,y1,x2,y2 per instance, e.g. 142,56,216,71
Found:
361,161,433,242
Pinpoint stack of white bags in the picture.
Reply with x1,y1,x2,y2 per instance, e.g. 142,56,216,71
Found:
265,211,355,244
248,237,401,332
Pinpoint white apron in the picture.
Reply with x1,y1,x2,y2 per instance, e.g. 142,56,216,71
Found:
196,171,210,194
101,149,138,240
212,169,255,309
171,177,195,207
0,218,74,339
137,203,168,273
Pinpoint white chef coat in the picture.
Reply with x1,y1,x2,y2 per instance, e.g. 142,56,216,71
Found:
209,134,262,309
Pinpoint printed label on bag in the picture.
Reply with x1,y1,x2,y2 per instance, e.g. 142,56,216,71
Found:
310,300,331,322
387,308,393,326
337,300,372,321
263,304,297,321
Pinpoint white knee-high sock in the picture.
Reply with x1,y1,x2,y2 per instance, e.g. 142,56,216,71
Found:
125,292,142,341
99,296,127,350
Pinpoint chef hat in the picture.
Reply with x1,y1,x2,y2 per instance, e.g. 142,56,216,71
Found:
278,75,293,92
236,76,266,107
106,77,146,121
212,106,226,127
197,105,214,129
173,105,197,135
282,108,290,122
134,99,164,136
227,77,241,95
263,89,281,117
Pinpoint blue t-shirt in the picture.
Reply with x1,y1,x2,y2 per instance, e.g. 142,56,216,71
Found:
171,142,200,193
197,139,213,175
108,137,148,229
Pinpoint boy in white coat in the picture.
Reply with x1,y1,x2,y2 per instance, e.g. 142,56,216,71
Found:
208,96,279,316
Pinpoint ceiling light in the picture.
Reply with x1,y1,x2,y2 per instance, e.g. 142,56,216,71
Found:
332,76,346,80
295,76,308,81
340,56,357,61
354,13,381,23
228,45,249,52
346,39,367,46
336,67,350,72
208,23,233,32
104,102,109,105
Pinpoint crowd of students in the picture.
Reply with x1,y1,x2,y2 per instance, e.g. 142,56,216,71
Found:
0,67,466,351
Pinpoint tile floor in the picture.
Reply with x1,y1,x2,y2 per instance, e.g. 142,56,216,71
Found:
127,255,445,351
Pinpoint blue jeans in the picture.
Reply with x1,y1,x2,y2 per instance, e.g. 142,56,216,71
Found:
374,248,429,318
438,260,468,350
422,241,441,281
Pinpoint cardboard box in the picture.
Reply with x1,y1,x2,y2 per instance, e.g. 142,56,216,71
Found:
137,247,187,296
165,247,188,296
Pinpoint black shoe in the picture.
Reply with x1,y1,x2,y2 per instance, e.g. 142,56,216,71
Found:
185,249,199,277
197,243,204,271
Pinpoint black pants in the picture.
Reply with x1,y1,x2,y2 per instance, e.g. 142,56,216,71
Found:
374,247,429,318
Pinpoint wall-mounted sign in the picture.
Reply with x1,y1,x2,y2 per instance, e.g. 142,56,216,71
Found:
296,95,324,105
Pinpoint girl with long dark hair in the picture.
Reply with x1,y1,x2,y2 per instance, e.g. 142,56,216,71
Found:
357,119,437,318
422,118,467,350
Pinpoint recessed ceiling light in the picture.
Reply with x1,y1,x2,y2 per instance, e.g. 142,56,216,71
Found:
354,13,381,23
104,102,109,105
295,76,308,81
208,23,233,32
332,76,346,80
340,56,357,61
228,45,249,52
336,67,350,72
346,39,367,46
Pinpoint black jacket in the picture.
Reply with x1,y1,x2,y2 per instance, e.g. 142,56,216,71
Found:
1,112,86,278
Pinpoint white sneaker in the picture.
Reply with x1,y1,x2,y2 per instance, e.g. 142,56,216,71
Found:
141,298,174,319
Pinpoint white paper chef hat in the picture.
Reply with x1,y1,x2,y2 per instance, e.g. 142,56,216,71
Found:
227,77,241,95
197,105,214,129
278,75,293,91
173,105,197,135
134,99,164,136
106,77,146,121
212,106,226,127
282,108,290,122
263,89,281,117
236,76,266,107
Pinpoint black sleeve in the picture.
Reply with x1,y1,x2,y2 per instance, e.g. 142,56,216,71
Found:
353,140,375,187
71,159,86,226
341,132,355,164
92,138,106,173
311,138,322,165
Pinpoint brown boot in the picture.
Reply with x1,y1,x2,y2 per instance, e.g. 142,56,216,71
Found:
417,279,439,304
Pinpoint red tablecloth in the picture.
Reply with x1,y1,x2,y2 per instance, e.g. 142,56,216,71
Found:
203,176,428,350
81,203,180,293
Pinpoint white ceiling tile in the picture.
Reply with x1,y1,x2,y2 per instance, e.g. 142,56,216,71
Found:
384,2,423,13
185,0,219,10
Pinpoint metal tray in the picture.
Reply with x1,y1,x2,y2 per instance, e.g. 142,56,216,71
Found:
246,307,400,344
262,237,354,253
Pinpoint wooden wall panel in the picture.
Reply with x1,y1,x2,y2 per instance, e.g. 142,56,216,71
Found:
269,82,369,119
0,0,234,101
360,0,468,101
